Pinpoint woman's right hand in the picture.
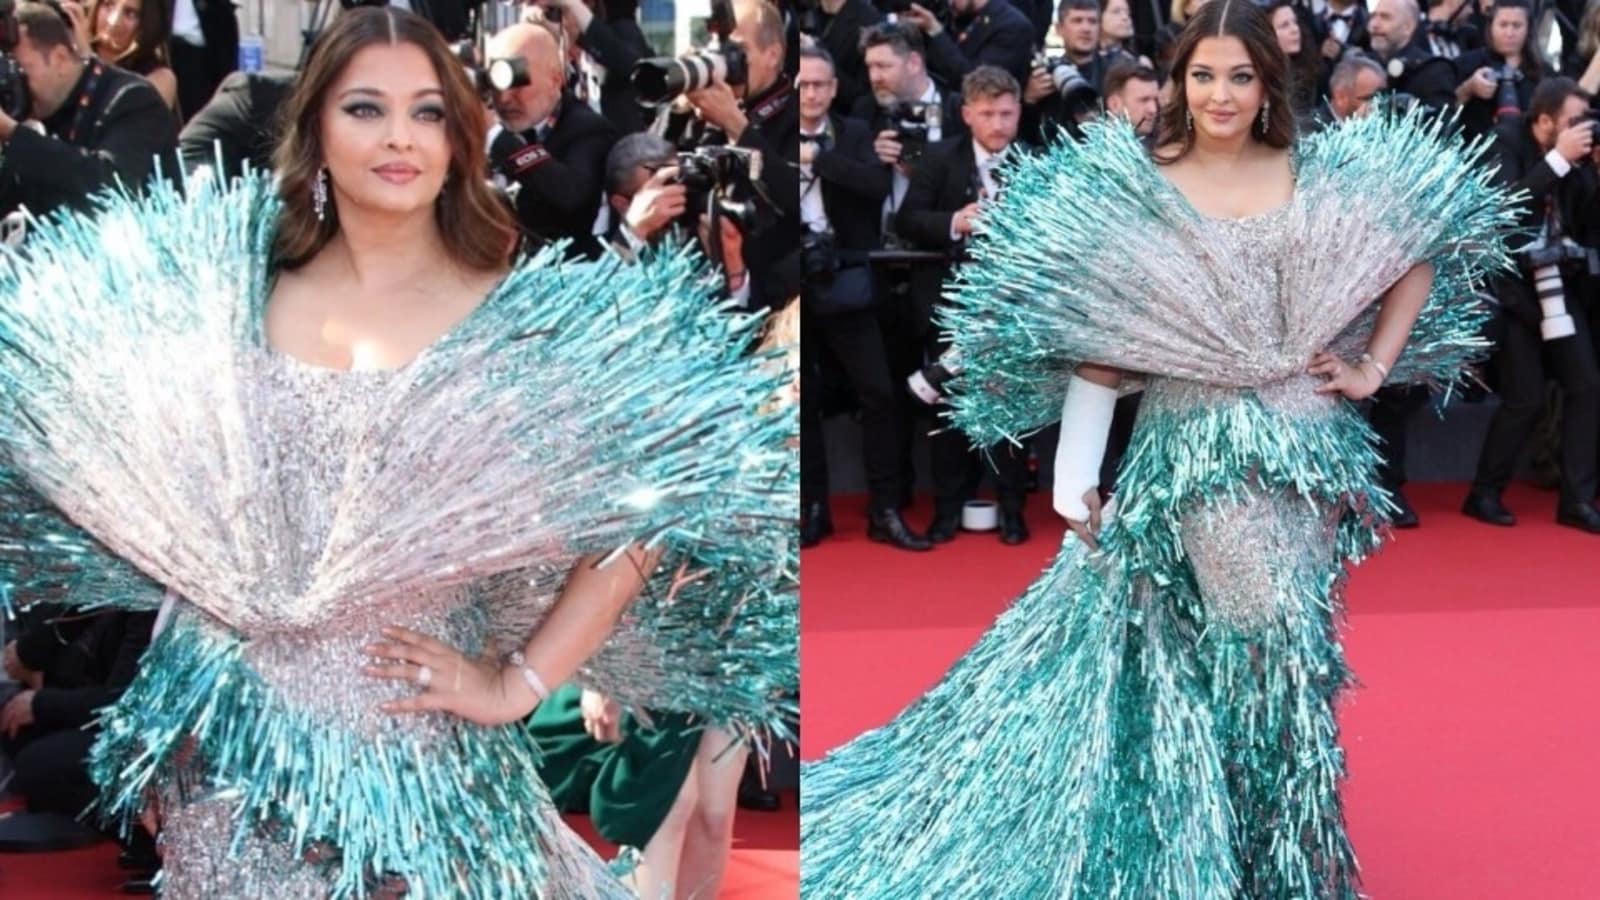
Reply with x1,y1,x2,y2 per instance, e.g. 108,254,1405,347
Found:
580,689,623,744
1065,488,1104,551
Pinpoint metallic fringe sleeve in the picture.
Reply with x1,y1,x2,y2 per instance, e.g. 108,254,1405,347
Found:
0,465,165,616
1293,107,1521,388
0,172,796,723
939,114,1521,447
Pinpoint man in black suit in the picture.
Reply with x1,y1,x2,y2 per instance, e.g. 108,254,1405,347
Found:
488,23,619,259
167,0,238,123
900,0,1035,87
178,70,296,177
536,0,658,135
680,0,800,311
802,0,884,117
798,45,929,551
1464,78,1600,532
897,65,1031,545
0,3,178,225
1367,0,1458,110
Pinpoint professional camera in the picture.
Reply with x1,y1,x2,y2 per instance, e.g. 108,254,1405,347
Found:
907,350,962,405
886,100,941,165
1524,236,1600,341
671,145,770,232
1488,62,1523,123
802,227,839,287
631,0,746,104
0,0,30,121
1035,52,1099,118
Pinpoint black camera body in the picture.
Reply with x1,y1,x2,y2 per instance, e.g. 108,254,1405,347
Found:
631,0,747,104
886,100,940,164
673,145,767,232
801,227,838,287
0,0,30,121
1489,62,1523,122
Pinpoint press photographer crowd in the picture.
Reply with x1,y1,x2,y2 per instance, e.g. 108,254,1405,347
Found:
0,0,797,893
799,0,1600,551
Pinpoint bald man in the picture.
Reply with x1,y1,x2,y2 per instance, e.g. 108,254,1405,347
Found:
488,22,619,259
1367,0,1457,109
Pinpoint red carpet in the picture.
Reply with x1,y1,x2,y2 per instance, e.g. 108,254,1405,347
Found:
0,792,796,897
802,483,1600,900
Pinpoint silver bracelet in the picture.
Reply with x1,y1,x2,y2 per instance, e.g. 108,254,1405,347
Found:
1357,352,1390,383
506,650,551,703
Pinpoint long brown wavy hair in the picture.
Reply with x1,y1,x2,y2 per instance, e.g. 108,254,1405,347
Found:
1154,0,1296,164
273,6,517,272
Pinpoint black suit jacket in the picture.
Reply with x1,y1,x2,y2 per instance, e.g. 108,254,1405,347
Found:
21,611,156,733
185,0,240,78
815,0,885,117
1487,115,1600,321
733,81,801,311
178,70,294,178
895,135,984,334
812,114,892,255
508,93,619,259
0,62,178,221
925,0,1036,88
577,14,656,135
1386,44,1459,111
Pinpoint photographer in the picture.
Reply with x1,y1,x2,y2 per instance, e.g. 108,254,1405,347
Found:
600,132,751,302
678,0,799,312
530,0,657,135
798,0,883,117
898,0,1034,87
1464,77,1600,533
896,65,1031,545
0,1,177,225
1021,0,1130,142
1366,0,1458,110
1314,0,1371,63
178,69,294,177
487,22,619,260
796,45,926,551
1452,0,1542,142
852,24,963,230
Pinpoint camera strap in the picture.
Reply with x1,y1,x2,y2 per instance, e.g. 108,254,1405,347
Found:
507,144,553,175
746,82,792,130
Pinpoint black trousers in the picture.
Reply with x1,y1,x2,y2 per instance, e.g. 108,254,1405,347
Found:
875,265,929,506
923,324,1029,516
170,38,230,126
7,726,98,817
1368,384,1429,491
1472,302,1600,506
800,294,903,514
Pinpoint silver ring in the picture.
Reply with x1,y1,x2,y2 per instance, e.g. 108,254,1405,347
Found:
416,665,433,688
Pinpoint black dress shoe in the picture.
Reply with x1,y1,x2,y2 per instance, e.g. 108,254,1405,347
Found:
800,501,833,548
1556,502,1600,534
1388,488,1420,529
737,783,782,812
926,510,962,543
998,510,1029,545
867,509,933,551
1461,491,1516,526
121,876,158,895
118,850,160,872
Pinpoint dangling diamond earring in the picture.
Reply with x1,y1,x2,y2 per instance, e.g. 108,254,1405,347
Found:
1258,100,1271,136
313,167,329,222
1185,108,1193,133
